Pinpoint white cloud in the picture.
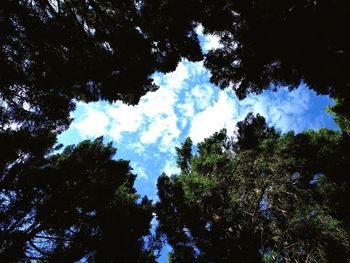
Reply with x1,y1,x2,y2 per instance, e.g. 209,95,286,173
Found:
140,113,180,146
163,159,180,176
195,24,222,53
106,103,143,140
188,61,206,75
195,24,204,36
189,91,238,143
139,87,177,117
73,106,109,138
137,86,181,146
131,162,148,180
177,103,195,117
191,84,215,110
203,34,222,52
240,86,318,132
127,142,146,155
280,87,310,115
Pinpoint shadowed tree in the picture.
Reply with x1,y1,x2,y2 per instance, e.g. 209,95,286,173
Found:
0,0,204,187
140,0,202,73
0,0,204,129
141,0,350,126
201,1,350,99
2,0,350,130
198,0,350,129
175,137,193,175
156,114,350,262
0,3,202,262
0,137,155,262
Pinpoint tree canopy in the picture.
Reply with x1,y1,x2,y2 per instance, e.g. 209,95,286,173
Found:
202,1,350,98
2,0,350,131
0,137,155,262
156,114,350,262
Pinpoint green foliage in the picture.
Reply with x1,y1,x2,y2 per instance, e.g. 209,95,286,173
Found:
179,171,217,206
327,98,350,135
175,137,193,175
262,250,280,263
156,114,350,262
0,137,155,262
201,1,350,101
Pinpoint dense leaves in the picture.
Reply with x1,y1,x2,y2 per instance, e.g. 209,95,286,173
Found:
200,0,350,131
156,114,350,262
2,0,350,128
0,4,203,259
0,0,204,134
0,1,202,261
202,1,350,100
0,137,155,262
144,0,350,125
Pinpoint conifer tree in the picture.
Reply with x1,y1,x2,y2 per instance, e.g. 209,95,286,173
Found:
157,114,350,262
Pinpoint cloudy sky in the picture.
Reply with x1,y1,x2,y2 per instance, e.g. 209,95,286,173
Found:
57,27,337,261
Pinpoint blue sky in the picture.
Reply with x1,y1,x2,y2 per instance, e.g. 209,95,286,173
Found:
57,27,338,262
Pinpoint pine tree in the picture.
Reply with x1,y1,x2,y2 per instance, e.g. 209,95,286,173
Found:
156,114,350,262
0,137,155,262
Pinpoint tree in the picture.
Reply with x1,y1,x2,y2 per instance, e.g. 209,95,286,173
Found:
156,114,350,262
326,99,350,135
119,0,350,110
0,1,204,186
201,1,350,100
0,0,204,129
142,0,350,124
0,4,203,259
2,0,350,128
175,137,193,175
0,2,202,261
199,0,350,129
0,137,155,262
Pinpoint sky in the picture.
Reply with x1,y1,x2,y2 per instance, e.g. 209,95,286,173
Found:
57,26,338,262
